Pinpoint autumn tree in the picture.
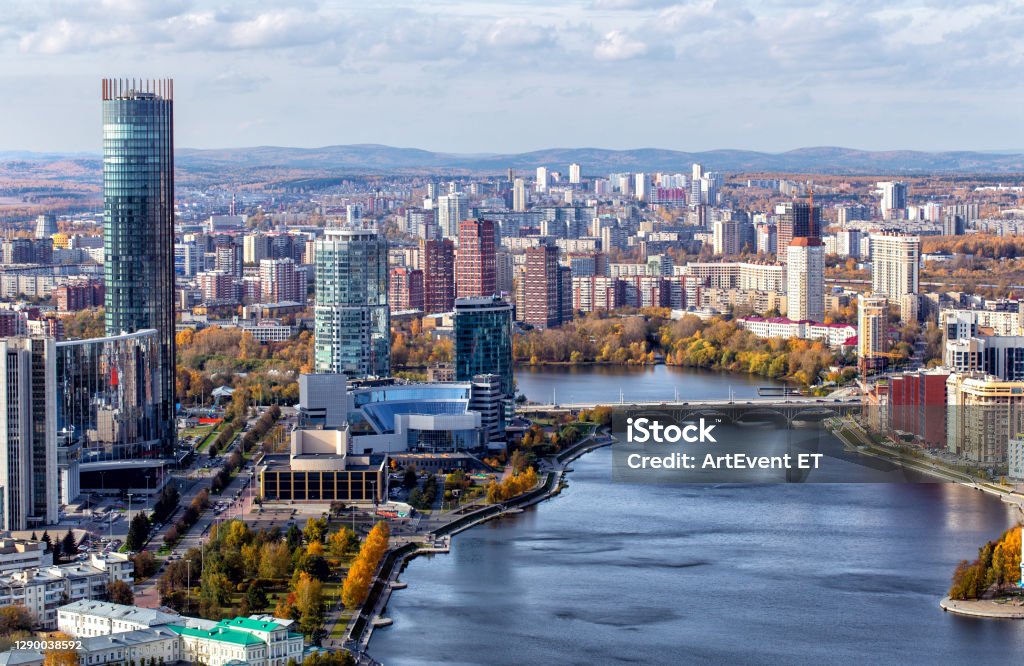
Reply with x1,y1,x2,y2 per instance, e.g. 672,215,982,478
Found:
0,604,34,634
43,632,79,666
341,522,390,610
293,572,325,638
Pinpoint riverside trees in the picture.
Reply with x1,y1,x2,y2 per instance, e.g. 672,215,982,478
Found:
949,526,1022,600
341,522,390,610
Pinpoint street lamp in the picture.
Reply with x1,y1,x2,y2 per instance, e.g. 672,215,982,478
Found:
185,559,191,614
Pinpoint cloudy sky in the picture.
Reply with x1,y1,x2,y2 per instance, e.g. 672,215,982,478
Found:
2,0,1022,154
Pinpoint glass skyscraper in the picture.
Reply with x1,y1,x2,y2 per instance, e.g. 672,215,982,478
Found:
101,78,175,448
314,227,390,378
55,329,163,460
454,296,514,398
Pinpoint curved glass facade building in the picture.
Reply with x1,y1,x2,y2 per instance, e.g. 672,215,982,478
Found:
102,79,175,448
55,329,163,460
314,227,390,378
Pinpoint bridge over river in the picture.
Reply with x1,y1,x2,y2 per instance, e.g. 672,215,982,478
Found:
517,396,863,425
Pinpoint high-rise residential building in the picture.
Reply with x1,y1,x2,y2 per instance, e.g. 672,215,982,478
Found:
569,163,581,185
513,178,528,212
835,229,862,258
942,212,966,236
243,233,272,264
389,267,424,312
713,219,741,256
314,227,390,378
755,224,777,255
635,173,649,202
775,201,821,263
858,293,889,371
947,374,1024,465
0,337,57,531
197,270,239,303
888,369,951,450
690,164,703,205
870,232,920,301
536,167,548,193
836,204,872,225
878,181,908,219
456,219,497,299
423,238,456,313
35,215,57,240
454,296,514,424
437,190,466,239
101,78,175,449
214,241,241,277
520,244,569,329
259,258,304,303
702,172,722,206
495,248,515,296
346,204,362,226
406,208,437,239
786,238,824,322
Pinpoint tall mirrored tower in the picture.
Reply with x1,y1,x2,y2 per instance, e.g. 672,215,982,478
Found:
101,78,176,449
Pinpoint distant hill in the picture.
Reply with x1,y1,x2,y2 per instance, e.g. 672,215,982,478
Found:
176,144,1024,174
6,145,1024,177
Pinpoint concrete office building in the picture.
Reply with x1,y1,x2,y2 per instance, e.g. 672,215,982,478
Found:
0,337,57,531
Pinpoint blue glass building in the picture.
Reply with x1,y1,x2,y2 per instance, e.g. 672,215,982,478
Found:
101,78,176,448
454,296,514,397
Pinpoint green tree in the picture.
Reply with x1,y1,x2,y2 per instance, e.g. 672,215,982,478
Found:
126,513,150,552
245,584,269,612
62,530,77,559
107,580,134,605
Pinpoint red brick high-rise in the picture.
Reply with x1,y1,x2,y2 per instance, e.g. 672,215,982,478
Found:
456,219,497,299
520,244,569,329
423,238,455,313
389,267,425,312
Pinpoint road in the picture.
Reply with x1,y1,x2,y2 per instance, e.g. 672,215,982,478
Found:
134,412,271,608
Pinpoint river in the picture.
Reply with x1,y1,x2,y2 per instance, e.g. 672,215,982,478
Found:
368,366,1024,665
514,364,774,404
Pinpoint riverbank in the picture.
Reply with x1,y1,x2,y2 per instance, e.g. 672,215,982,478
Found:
940,596,1024,619
345,433,615,656
829,416,1024,519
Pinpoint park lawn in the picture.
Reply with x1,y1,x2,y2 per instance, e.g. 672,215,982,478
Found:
181,425,215,439
197,425,223,452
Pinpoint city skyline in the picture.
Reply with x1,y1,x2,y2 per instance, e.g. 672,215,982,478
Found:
3,0,1024,154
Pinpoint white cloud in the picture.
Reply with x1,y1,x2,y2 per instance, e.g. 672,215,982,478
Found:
3,0,1024,153
593,30,648,60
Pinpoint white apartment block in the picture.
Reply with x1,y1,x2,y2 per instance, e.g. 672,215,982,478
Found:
677,262,785,293
737,317,856,348
870,233,920,299
0,537,52,574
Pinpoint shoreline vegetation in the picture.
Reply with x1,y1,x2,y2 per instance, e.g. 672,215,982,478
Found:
512,309,853,387
393,309,858,388
948,527,1022,601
